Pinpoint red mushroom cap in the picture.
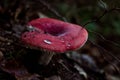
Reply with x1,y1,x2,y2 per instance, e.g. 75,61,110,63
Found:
21,18,88,53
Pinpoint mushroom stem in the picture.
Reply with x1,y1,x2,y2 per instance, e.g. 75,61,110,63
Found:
39,51,55,65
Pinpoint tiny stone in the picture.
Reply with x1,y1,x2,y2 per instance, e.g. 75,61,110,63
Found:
7,42,11,45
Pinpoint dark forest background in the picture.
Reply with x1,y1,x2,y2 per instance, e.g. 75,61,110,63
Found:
0,0,120,80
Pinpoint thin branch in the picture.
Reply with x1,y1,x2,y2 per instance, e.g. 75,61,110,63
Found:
83,10,107,26
83,7,120,27
88,30,120,48
88,40,120,63
37,0,67,21
88,40,120,74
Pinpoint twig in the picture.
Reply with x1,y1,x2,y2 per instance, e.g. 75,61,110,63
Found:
64,54,105,77
37,0,67,21
88,40,120,74
58,60,71,72
88,30,120,48
83,10,106,26
83,7,120,27
88,40,120,63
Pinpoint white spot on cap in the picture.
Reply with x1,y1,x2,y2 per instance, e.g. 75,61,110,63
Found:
44,40,52,44
67,44,71,47
67,43,71,47
66,43,71,49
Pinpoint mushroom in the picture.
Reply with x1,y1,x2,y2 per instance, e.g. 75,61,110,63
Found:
21,18,88,65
